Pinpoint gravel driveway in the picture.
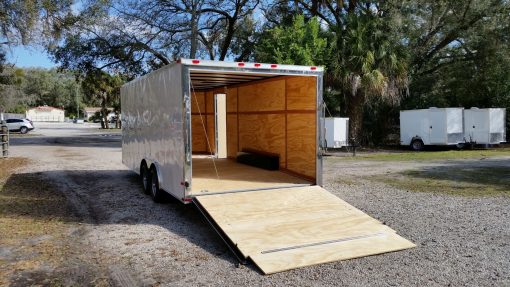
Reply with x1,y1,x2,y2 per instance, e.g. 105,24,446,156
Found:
6,123,510,286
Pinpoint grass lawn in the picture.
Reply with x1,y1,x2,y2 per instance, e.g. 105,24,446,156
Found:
334,148,510,161
370,167,510,197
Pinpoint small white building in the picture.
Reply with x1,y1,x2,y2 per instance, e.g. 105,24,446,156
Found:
26,106,65,122
83,107,116,122
83,107,101,121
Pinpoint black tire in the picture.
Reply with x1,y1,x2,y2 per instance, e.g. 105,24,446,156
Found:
410,139,424,151
140,163,150,194
150,166,165,203
20,126,28,134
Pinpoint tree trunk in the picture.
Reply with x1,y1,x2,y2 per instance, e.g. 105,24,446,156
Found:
189,1,199,59
346,89,365,146
115,111,120,129
101,94,109,129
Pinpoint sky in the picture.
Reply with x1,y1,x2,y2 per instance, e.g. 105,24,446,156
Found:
4,1,83,69
6,46,56,69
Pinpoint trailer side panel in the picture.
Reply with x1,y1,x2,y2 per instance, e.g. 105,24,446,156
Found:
121,64,185,200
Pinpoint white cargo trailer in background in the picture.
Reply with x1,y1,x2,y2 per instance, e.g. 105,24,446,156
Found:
400,108,464,151
121,59,414,274
464,108,506,144
324,117,349,148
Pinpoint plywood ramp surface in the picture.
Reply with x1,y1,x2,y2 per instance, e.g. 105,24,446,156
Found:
195,185,415,274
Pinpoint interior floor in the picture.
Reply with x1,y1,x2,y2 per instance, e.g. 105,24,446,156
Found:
191,156,311,195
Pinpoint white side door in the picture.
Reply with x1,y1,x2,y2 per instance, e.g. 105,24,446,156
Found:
429,110,446,144
215,93,227,159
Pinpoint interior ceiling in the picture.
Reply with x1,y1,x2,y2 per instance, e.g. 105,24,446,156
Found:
190,70,278,91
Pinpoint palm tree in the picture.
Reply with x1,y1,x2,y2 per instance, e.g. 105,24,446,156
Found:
297,0,409,144
333,11,408,143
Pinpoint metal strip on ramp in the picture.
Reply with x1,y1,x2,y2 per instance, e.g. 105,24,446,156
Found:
194,185,415,274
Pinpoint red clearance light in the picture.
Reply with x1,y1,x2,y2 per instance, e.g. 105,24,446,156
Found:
192,59,200,64
238,62,245,67
310,66,317,70
271,64,278,68
183,197,193,203
254,63,261,67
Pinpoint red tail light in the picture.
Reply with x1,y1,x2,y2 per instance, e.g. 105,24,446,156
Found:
238,62,245,67
270,64,278,68
192,59,200,64
310,66,317,70
254,63,261,67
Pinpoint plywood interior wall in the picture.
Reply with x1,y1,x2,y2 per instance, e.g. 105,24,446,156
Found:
193,75,317,181
191,91,215,153
226,87,238,158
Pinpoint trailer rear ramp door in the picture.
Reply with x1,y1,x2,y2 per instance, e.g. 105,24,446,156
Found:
194,185,415,274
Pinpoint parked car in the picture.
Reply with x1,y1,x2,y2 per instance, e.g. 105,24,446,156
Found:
73,118,85,124
5,119,35,134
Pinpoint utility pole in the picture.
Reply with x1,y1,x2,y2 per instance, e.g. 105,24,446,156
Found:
76,83,80,119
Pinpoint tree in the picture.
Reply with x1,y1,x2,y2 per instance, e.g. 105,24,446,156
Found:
401,1,510,141
0,67,84,115
81,70,123,129
0,0,72,46
0,67,36,113
293,1,409,143
50,0,260,75
0,0,74,113
255,15,331,66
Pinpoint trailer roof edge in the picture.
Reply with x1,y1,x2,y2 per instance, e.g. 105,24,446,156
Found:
178,58,324,73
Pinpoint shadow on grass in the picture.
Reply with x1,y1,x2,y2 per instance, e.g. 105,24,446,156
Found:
0,169,246,269
374,161,510,196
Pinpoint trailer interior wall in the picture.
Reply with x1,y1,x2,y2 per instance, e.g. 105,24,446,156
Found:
190,75,317,183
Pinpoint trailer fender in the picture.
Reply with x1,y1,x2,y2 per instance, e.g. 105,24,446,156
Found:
411,135,422,143
149,162,164,188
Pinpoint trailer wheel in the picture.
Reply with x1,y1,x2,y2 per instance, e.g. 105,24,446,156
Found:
150,166,165,203
410,139,424,151
140,163,150,194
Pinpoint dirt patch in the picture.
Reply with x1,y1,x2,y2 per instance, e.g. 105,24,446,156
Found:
0,158,111,286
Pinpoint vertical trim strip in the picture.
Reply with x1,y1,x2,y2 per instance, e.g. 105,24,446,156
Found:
237,87,240,153
182,65,192,199
284,78,288,169
316,75,323,186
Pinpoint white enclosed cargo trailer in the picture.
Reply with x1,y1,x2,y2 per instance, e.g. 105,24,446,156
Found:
324,117,349,148
121,59,414,274
400,107,464,150
464,108,506,144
